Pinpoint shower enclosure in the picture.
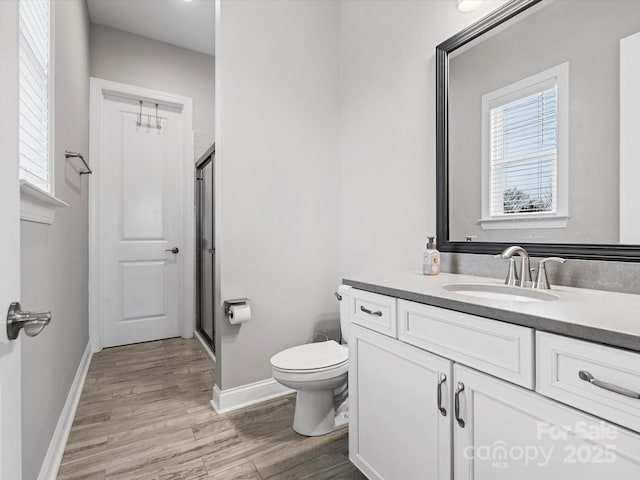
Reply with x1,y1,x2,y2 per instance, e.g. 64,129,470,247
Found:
196,144,215,353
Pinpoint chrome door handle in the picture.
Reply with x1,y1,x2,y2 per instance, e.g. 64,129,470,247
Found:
578,370,640,399
165,247,180,254
437,372,447,416
454,382,465,428
360,306,382,317
6,302,51,340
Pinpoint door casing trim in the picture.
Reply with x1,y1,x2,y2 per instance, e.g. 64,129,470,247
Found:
89,77,195,352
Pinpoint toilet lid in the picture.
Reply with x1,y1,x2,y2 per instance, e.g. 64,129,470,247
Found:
271,340,348,371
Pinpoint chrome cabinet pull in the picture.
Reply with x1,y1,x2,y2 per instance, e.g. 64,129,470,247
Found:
360,306,382,317
437,372,447,416
164,247,180,254
578,370,640,399
6,302,51,340
454,382,465,428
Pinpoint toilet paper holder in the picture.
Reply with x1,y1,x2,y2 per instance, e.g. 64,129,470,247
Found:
224,298,249,318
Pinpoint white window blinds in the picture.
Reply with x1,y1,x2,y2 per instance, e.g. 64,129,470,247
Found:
489,85,558,216
19,0,51,193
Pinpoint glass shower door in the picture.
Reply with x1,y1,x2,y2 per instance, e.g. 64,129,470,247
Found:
196,147,215,352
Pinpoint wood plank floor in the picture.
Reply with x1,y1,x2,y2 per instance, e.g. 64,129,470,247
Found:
57,338,366,480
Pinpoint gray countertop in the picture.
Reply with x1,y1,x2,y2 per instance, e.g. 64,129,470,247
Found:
343,272,640,353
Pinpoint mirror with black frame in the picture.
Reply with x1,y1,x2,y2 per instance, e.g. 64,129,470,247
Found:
436,0,640,261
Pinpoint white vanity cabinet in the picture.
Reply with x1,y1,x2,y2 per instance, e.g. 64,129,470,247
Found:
347,288,640,480
349,323,452,480
454,364,640,479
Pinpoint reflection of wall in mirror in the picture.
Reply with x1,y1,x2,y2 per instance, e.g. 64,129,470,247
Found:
448,0,640,244
619,32,640,244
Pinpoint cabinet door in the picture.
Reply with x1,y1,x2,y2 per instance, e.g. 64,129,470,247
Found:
349,323,452,480
453,364,640,480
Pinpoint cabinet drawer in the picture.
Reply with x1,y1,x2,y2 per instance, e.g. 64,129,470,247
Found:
349,289,397,338
398,300,534,388
537,332,640,433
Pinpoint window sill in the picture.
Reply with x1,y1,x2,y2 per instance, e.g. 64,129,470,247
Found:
479,214,569,230
20,181,68,225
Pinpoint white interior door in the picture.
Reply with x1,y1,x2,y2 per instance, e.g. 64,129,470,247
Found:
99,92,185,348
0,1,22,477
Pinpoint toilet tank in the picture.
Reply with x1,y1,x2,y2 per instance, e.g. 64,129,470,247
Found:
337,284,352,344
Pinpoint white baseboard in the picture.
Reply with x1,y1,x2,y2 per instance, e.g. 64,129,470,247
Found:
37,342,92,480
211,378,294,414
194,330,216,364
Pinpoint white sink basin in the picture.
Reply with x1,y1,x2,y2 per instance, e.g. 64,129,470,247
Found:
442,283,559,303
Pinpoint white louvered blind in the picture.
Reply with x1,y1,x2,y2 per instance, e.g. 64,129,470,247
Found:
489,85,558,217
19,0,51,193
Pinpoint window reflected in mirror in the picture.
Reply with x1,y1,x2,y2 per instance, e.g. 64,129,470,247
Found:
446,0,640,245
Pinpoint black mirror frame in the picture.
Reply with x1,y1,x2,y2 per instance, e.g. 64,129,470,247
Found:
436,0,640,262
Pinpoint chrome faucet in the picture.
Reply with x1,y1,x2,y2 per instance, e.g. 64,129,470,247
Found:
534,257,566,289
496,246,532,288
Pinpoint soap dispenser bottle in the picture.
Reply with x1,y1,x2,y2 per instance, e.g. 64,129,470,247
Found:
422,236,440,276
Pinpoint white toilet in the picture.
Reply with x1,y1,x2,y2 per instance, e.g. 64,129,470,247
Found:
270,285,351,436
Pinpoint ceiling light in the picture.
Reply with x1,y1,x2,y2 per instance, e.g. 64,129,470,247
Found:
458,0,483,12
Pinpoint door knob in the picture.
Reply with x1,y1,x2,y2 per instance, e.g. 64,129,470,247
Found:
165,247,180,254
6,302,51,340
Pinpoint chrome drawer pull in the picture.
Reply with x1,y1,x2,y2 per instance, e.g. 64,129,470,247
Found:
454,382,465,428
437,372,447,416
360,306,382,317
578,370,640,399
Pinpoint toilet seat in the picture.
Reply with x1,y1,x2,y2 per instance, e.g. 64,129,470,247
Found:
272,361,348,385
271,340,348,372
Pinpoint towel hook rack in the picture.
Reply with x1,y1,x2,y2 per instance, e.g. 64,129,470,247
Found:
65,151,92,175
135,99,162,130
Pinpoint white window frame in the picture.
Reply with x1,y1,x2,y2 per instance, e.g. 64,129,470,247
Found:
479,62,569,230
19,0,67,225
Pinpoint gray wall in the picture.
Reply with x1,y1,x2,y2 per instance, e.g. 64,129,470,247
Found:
89,23,215,138
449,0,640,244
20,1,90,478
339,0,504,276
216,0,341,389
212,0,504,391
